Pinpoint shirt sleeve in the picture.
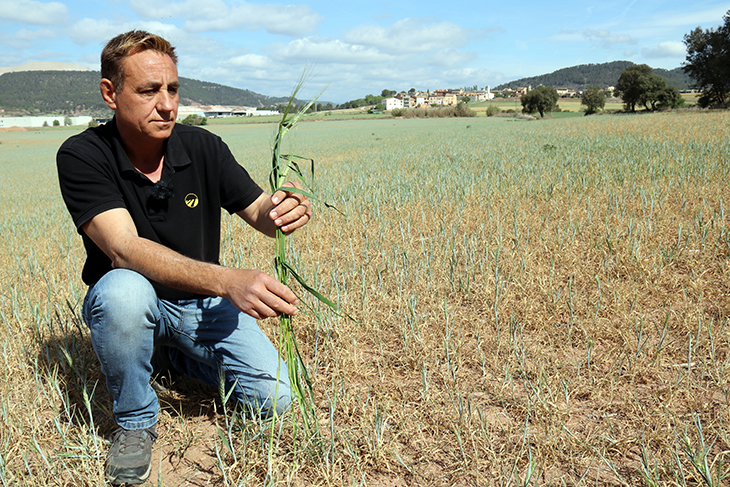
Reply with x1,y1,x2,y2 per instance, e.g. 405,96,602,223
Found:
215,136,264,214
56,132,126,231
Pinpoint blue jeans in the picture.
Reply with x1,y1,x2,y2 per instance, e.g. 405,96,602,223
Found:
82,269,292,430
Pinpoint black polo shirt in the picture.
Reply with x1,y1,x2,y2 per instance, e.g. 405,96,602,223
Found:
56,118,264,300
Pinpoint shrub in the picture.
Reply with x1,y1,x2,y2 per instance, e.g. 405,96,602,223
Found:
486,105,500,117
390,105,476,119
180,114,208,126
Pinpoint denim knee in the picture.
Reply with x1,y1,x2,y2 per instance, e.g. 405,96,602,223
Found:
84,269,158,335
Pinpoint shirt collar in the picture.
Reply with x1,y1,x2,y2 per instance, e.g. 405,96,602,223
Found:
111,117,192,176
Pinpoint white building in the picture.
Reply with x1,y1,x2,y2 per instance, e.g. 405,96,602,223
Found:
383,97,404,111
469,86,495,102
0,116,92,128
176,105,280,120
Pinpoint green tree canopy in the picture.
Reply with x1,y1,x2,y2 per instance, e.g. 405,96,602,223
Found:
615,64,652,111
180,114,207,126
655,84,684,110
683,9,730,107
581,85,606,114
615,64,678,111
520,85,559,117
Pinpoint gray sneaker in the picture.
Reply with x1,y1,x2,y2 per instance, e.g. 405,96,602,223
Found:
105,425,157,485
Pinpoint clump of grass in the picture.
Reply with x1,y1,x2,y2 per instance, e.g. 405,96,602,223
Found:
269,74,342,441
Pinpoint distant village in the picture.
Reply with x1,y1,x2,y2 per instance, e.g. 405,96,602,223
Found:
0,85,611,129
381,85,615,110
179,85,611,120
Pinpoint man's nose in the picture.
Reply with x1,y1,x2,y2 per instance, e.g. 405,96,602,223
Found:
157,90,176,112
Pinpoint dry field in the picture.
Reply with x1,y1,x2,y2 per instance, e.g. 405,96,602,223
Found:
0,110,729,486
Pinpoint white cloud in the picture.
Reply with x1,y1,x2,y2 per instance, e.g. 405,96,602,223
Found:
583,29,637,48
228,53,270,69
67,19,183,46
66,18,117,45
423,48,476,68
271,37,388,64
187,4,321,36
439,67,503,87
0,0,67,25
130,0,322,37
642,41,686,59
344,18,470,54
12,28,56,42
129,0,227,20
0,28,55,54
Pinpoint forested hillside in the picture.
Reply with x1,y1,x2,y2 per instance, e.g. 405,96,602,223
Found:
495,61,693,91
0,71,296,116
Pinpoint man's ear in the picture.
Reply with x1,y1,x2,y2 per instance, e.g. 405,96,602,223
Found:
100,79,117,110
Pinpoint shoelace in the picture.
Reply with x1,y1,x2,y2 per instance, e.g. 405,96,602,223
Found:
110,428,157,454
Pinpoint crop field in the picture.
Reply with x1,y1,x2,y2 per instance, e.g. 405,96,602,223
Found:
0,110,729,486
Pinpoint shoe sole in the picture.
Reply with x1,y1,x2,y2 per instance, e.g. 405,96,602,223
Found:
106,462,151,486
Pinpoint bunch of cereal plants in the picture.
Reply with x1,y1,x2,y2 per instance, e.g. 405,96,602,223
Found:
268,76,344,447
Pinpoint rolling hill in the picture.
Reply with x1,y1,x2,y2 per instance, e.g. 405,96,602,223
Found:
494,61,694,91
0,70,298,117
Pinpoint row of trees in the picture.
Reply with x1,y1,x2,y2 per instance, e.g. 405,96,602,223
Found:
523,9,729,116
520,71,681,117
338,89,397,110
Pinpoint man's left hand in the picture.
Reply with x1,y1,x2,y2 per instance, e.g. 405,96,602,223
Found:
269,181,312,234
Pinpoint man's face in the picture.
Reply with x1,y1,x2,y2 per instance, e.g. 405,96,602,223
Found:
106,50,179,144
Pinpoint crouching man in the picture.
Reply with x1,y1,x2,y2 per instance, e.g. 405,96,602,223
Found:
56,30,311,485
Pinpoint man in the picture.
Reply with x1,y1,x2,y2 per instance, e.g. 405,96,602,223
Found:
56,30,311,486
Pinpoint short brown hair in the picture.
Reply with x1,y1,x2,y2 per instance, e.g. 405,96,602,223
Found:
101,30,178,90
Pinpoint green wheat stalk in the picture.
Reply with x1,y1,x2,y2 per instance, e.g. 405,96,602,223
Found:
269,72,344,442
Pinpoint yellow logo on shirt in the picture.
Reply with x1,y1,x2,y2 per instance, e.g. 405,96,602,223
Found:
185,193,199,208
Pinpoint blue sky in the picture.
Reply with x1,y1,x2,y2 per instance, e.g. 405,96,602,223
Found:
0,0,728,103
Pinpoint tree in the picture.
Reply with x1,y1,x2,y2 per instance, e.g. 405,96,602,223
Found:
581,85,606,114
615,64,676,111
615,64,652,111
364,94,382,105
64,116,72,126
381,89,396,98
52,119,60,126
683,10,730,107
520,85,559,117
638,72,667,110
655,84,684,109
